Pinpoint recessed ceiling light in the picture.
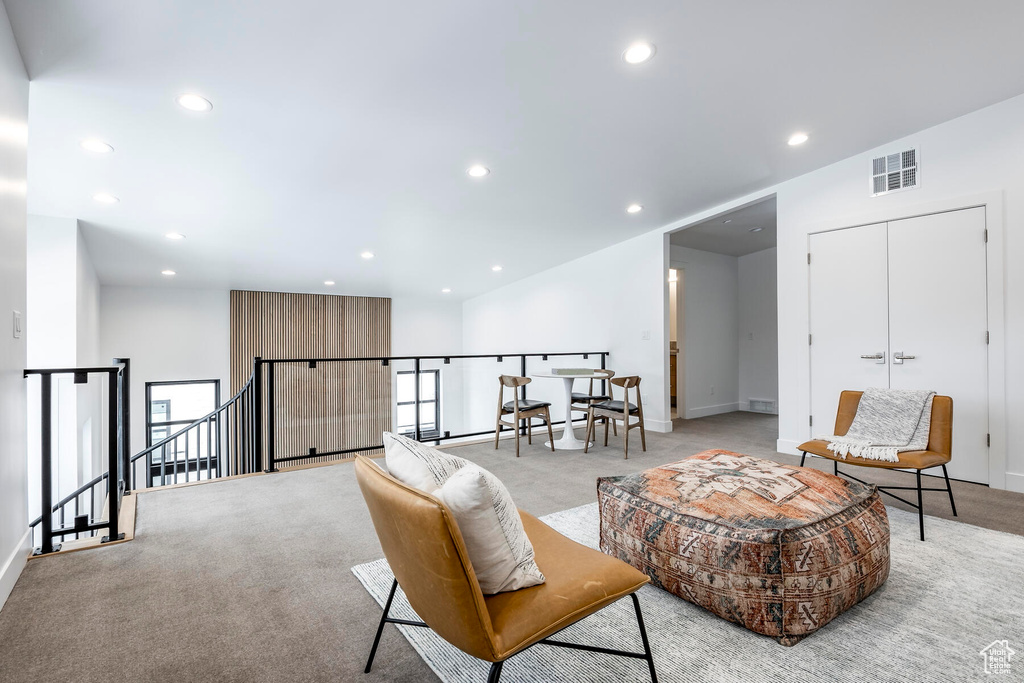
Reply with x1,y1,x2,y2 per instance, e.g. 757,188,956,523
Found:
441,288,452,293
360,251,375,260
722,219,733,224
165,232,185,240
749,227,764,233
623,41,656,64
161,269,176,276
176,93,213,112
626,203,643,214
324,280,335,286
788,132,809,146
93,192,119,204
467,164,490,178
491,265,503,272
80,139,113,154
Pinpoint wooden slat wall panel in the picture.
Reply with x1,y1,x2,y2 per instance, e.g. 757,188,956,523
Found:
230,290,391,468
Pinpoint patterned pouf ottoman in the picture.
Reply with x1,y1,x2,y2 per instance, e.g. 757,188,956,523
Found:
597,449,890,645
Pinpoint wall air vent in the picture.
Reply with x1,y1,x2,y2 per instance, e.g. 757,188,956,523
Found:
748,399,777,414
871,147,918,196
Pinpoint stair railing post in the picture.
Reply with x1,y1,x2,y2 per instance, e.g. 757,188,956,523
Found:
520,355,528,436
265,361,277,472
254,357,263,473
414,357,421,441
37,373,57,555
103,369,123,543
118,358,131,493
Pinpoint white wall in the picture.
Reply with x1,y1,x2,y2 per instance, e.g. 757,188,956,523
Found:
26,216,105,518
98,288,465,454
99,287,231,456
462,230,669,432
0,2,29,610
771,92,1024,491
75,228,102,478
26,216,76,367
391,296,462,356
738,247,778,412
670,245,740,418
390,296,464,437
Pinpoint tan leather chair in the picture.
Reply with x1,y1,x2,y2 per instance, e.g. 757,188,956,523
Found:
798,390,957,541
494,375,554,457
583,376,646,458
354,456,658,682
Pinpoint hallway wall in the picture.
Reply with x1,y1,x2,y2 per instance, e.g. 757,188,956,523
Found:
0,1,29,609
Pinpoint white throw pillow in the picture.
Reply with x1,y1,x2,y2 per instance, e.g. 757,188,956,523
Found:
435,464,546,594
383,431,467,493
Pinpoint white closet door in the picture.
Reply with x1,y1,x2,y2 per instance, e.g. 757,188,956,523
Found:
809,223,889,436
888,207,989,483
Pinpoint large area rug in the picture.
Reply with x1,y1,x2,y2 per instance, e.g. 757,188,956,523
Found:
352,504,1023,682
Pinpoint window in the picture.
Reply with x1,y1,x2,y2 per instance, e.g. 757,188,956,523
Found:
396,370,440,440
145,380,220,486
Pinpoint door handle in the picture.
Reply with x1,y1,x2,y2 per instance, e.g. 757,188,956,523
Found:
893,352,916,365
860,352,885,364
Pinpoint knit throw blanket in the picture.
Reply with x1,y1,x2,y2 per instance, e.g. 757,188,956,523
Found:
820,388,936,462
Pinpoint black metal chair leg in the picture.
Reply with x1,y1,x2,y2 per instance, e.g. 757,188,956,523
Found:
630,593,658,683
365,579,399,673
942,464,958,516
487,661,503,683
916,470,925,541
833,460,838,476
799,451,807,467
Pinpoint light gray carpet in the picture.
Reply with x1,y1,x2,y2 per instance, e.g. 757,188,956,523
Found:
354,503,1024,683
1,413,1021,682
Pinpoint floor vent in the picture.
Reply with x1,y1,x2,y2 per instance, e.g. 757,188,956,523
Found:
871,147,918,196
748,399,777,414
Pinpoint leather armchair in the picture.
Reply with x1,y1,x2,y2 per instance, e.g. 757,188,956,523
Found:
354,456,658,682
798,390,957,541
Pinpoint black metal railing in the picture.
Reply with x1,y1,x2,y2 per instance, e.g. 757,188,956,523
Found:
24,358,130,555
257,351,609,472
25,351,607,555
129,367,259,488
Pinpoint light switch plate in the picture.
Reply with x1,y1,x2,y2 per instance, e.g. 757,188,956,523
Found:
12,310,22,339
641,329,651,341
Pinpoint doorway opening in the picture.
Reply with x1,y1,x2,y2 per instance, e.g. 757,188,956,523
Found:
668,196,778,422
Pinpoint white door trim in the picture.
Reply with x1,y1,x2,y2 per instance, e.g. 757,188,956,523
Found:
801,190,1007,490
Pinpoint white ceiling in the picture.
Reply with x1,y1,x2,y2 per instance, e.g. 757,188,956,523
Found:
8,1,1024,299
670,197,776,257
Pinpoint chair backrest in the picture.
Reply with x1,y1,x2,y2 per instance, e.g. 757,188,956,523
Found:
834,390,952,457
588,369,615,395
353,456,498,661
609,376,643,412
497,375,530,411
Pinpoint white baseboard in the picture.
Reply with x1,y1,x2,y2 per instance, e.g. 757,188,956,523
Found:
1005,472,1024,494
646,419,672,433
777,439,803,456
685,402,739,419
0,528,31,611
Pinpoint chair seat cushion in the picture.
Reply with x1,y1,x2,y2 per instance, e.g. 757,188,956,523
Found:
502,399,551,412
798,439,951,470
571,392,610,403
484,510,649,658
435,465,545,594
592,400,638,414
